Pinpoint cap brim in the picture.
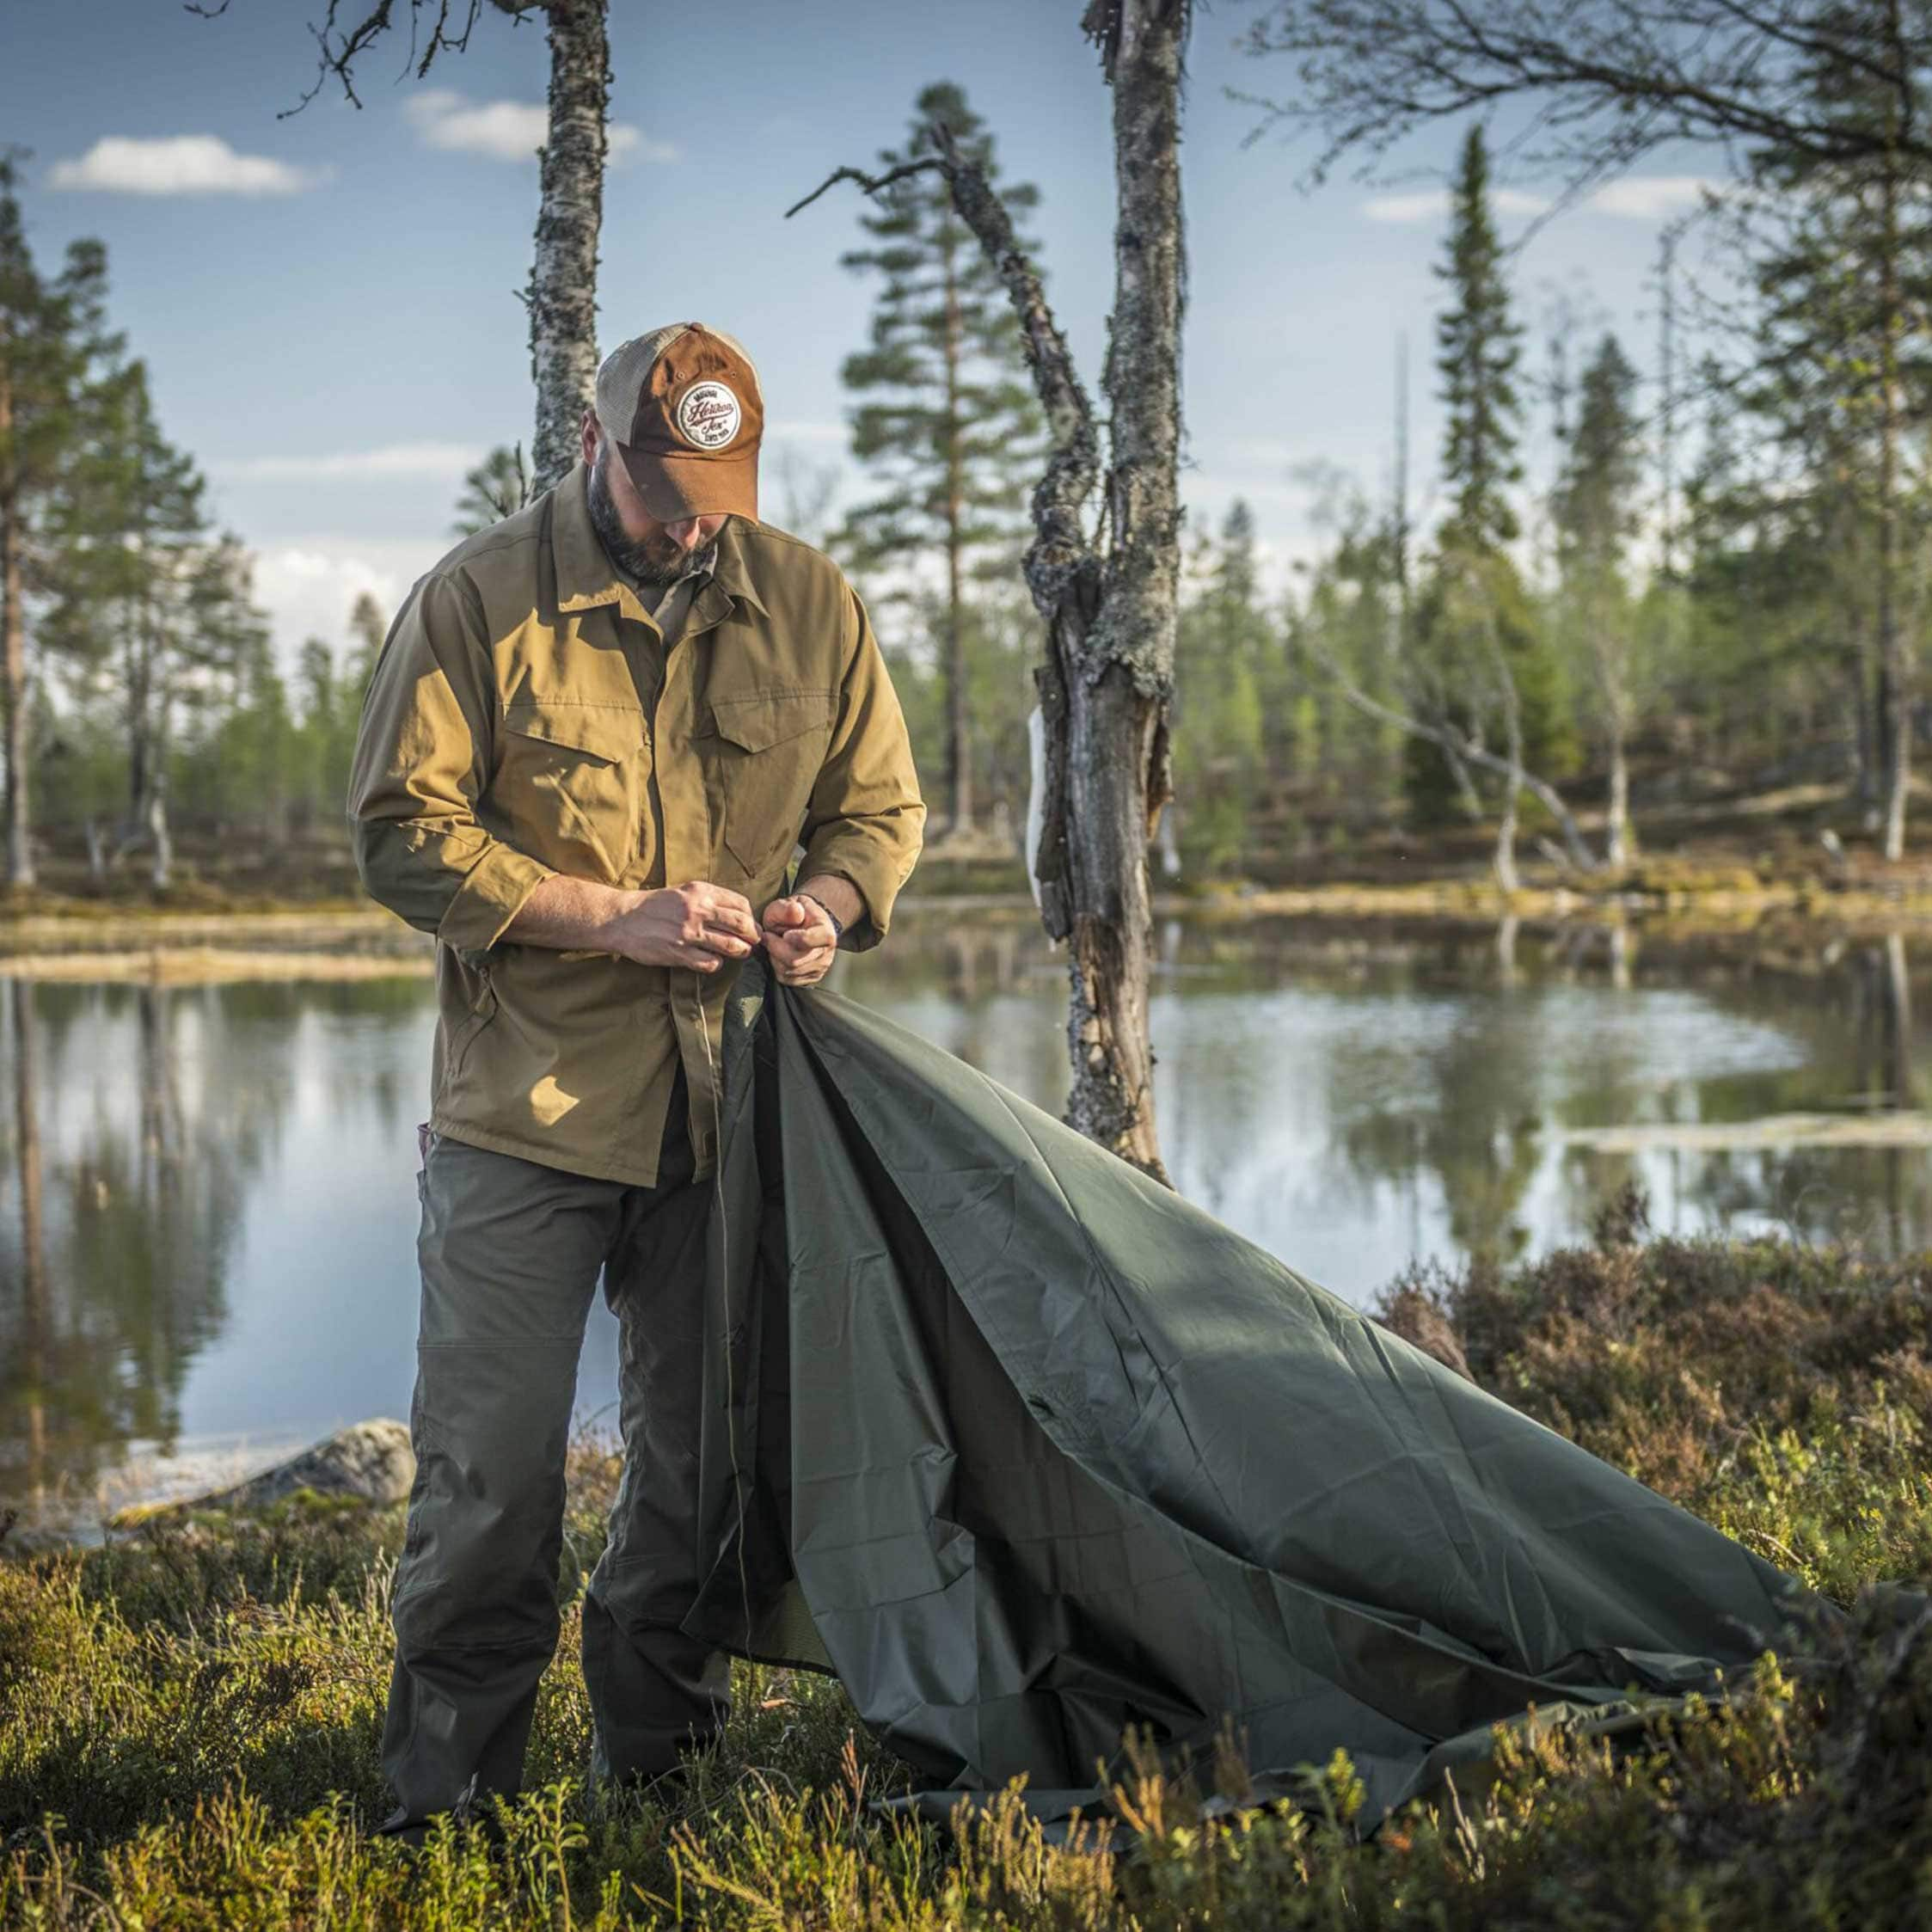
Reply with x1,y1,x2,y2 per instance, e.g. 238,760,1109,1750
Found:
616,442,758,522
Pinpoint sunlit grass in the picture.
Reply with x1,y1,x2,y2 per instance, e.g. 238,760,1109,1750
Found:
8,1192,1932,1927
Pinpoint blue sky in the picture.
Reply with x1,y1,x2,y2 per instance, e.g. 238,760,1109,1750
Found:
4,0,1731,666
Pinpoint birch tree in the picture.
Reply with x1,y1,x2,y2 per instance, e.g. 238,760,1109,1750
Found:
1552,333,1646,867
211,0,610,494
794,0,1190,1185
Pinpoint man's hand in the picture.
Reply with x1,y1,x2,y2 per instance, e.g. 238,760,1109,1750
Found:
610,882,764,972
506,876,761,972
761,893,838,986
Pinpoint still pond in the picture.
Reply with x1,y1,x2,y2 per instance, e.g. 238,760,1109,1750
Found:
3,909,1929,1524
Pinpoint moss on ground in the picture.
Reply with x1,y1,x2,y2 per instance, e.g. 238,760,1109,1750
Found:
8,1193,1932,1926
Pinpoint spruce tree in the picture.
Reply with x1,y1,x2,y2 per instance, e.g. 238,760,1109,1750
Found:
1435,126,1524,552
1739,31,1932,859
1405,124,1573,851
838,81,1046,839
1175,501,1270,871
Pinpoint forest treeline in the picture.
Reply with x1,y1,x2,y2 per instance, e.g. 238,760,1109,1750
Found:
3,55,1927,898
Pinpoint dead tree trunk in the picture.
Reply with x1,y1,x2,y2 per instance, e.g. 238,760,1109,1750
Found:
0,350,31,890
523,0,610,496
1877,59,1910,863
788,0,1189,1186
941,224,973,839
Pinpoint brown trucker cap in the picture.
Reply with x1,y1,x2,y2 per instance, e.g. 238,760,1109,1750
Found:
592,322,764,522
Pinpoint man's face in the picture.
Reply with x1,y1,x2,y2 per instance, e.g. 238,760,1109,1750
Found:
582,417,729,587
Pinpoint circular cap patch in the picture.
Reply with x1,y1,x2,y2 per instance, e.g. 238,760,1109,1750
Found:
676,381,742,450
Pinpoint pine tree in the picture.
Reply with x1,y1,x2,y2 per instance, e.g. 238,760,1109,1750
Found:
452,445,531,536
0,158,110,887
1553,332,1645,865
838,80,1046,839
45,362,258,889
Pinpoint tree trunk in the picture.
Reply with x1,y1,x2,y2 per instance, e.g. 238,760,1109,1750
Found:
1606,723,1630,869
146,702,174,894
941,227,972,837
808,0,1189,1182
1054,0,1187,1184
527,0,610,496
1878,91,1910,862
0,358,32,889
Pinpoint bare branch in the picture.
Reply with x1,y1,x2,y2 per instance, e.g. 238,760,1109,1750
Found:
1237,0,1932,193
198,0,493,119
782,157,947,221
1297,630,1603,871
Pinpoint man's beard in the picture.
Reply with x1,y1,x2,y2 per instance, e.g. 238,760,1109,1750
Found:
587,448,714,587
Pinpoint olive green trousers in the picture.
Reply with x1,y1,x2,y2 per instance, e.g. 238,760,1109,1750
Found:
379,1062,729,1831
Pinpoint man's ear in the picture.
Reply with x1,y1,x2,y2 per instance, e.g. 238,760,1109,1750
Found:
580,411,599,468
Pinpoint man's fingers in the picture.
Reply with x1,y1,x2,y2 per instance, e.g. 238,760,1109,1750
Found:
700,923,756,956
669,941,725,972
765,926,832,962
696,885,761,942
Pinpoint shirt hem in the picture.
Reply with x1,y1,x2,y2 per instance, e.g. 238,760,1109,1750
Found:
426,1113,716,1189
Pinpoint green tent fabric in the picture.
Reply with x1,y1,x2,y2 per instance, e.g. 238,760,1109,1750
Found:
679,954,1825,1831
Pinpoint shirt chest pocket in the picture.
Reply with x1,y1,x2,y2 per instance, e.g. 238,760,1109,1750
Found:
705,687,837,877
496,700,647,884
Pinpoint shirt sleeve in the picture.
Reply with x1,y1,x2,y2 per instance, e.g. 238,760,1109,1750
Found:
796,579,927,951
346,569,556,954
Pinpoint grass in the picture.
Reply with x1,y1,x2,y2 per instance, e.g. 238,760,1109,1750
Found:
6,1187,1932,1927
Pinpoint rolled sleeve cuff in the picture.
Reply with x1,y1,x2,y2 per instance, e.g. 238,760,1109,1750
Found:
797,834,917,953
436,841,557,954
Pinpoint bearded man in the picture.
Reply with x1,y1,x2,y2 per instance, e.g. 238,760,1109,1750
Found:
347,321,925,1841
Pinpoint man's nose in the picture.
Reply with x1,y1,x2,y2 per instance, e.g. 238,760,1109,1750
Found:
665,517,704,549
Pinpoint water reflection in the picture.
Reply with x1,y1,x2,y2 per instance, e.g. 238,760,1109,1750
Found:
2,915,1928,1521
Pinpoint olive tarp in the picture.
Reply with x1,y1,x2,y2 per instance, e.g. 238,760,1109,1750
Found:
679,953,1823,1830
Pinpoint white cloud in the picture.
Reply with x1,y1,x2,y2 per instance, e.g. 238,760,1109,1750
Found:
1365,175,1723,224
407,90,677,164
1363,187,1552,224
214,442,486,485
608,126,679,164
48,135,326,197
250,539,438,663
1586,175,1721,218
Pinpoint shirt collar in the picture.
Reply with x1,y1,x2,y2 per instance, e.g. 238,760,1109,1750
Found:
553,459,769,624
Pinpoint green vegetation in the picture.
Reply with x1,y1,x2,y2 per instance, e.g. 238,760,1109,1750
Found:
7,1189,1932,1927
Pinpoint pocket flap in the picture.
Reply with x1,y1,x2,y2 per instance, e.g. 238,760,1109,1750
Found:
707,687,837,753
503,701,646,762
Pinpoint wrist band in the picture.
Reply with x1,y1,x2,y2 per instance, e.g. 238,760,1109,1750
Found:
803,892,843,942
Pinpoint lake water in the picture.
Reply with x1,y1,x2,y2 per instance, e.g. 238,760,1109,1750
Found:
3,910,1929,1524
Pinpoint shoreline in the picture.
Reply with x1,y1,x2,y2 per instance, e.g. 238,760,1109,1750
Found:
8,871,1932,960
